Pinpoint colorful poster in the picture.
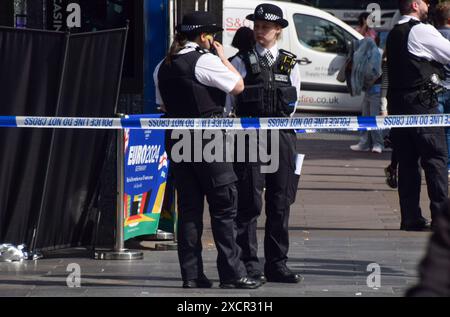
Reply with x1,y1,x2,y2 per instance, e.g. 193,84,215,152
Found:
123,118,169,241
158,173,177,234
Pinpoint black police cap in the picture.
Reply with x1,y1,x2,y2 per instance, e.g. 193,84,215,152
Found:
246,3,289,29
176,11,224,35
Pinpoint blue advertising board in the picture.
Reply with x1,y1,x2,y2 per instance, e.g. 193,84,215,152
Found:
123,115,169,240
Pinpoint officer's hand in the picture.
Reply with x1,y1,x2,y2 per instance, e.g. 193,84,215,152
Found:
213,41,226,60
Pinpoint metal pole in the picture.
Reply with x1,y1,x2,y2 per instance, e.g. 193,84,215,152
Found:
95,117,143,260
94,25,141,260
115,126,126,252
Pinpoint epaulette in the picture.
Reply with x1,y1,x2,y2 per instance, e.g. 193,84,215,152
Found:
278,49,297,75
279,49,297,59
195,47,209,54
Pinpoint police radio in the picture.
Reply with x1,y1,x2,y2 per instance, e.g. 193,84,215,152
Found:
206,35,218,56
209,42,218,56
279,49,297,75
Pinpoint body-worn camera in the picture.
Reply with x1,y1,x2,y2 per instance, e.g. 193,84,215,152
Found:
247,50,261,75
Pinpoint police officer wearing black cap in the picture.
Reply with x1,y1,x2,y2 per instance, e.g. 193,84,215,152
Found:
386,0,450,231
226,3,303,284
154,11,261,290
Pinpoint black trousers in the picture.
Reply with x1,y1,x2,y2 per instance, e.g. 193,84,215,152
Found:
391,127,448,225
168,131,246,283
234,130,299,273
389,91,448,226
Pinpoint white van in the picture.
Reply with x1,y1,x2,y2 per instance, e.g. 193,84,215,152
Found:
222,0,365,113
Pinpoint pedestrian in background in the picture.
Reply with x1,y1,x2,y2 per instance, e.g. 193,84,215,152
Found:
230,26,256,58
226,27,256,115
356,12,378,41
350,35,385,154
381,50,399,189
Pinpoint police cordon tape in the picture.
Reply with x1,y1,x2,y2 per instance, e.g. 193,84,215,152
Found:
1,114,450,131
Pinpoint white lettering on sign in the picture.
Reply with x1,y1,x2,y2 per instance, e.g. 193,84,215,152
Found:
52,1,81,31
53,0,64,31
128,145,161,166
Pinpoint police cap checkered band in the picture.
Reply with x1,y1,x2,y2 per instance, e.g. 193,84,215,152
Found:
246,3,289,28
176,11,223,34
180,25,202,32
265,13,281,21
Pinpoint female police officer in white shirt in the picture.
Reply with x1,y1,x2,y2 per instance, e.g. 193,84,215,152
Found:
226,3,303,284
154,11,261,290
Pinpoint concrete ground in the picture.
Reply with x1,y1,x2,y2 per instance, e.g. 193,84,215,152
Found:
0,131,435,297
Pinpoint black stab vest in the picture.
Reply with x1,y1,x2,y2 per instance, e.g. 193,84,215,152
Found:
158,48,225,118
235,49,298,118
387,20,445,92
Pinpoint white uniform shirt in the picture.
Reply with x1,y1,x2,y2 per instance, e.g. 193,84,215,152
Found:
397,15,450,65
225,43,301,116
154,42,240,108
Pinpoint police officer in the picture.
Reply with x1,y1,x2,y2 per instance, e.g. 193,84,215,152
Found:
227,3,302,283
386,0,450,231
154,11,261,289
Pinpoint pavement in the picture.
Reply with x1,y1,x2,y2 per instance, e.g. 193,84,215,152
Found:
0,130,435,297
